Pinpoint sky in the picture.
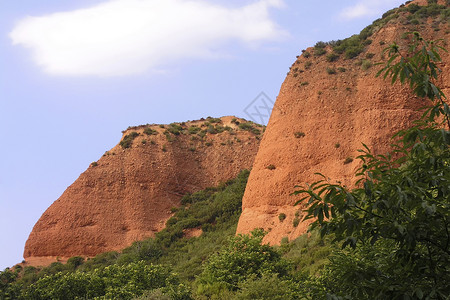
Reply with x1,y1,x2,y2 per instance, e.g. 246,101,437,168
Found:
0,0,405,270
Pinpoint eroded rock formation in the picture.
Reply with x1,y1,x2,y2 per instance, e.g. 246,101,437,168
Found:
237,0,450,244
24,116,261,263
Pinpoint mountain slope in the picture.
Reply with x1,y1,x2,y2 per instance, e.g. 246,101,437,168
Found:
24,116,262,264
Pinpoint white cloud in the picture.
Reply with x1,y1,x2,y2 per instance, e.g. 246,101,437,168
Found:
339,0,404,20
10,0,287,76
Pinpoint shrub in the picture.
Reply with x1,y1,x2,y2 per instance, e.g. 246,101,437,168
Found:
162,145,167,152
293,218,300,228
338,67,347,72
278,213,286,222
22,262,177,300
304,61,312,69
143,128,157,135
326,67,337,75
90,162,98,167
207,117,222,123
141,139,147,145
167,123,183,135
343,157,353,164
197,229,290,291
302,51,311,58
300,82,309,86
314,47,326,56
326,53,339,62
361,60,373,70
266,164,276,170
294,132,305,138
120,132,139,149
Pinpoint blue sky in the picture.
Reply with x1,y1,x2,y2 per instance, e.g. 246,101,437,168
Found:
0,0,405,270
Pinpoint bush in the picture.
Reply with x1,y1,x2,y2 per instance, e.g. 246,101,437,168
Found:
294,132,305,138
314,47,326,56
302,51,311,58
120,132,139,149
197,229,291,291
343,157,353,164
266,164,276,170
23,262,177,300
278,213,286,222
326,53,339,62
188,126,200,134
326,67,337,75
361,60,372,70
143,128,157,135
304,61,312,69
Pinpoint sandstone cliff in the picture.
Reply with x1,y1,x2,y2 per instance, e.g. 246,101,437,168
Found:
25,116,262,264
237,0,450,244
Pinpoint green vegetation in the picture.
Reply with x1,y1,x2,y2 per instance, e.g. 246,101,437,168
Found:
278,213,286,222
294,131,305,138
238,122,261,135
343,157,353,164
266,164,276,170
143,127,157,135
361,59,372,70
304,61,312,69
326,53,339,62
120,132,139,149
313,41,327,56
326,67,336,75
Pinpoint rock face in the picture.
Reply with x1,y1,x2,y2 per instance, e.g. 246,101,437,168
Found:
25,116,262,261
236,1,450,244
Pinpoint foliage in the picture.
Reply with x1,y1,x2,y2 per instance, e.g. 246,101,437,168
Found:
294,33,450,298
238,122,261,135
120,132,139,149
197,229,291,291
143,128,157,135
326,67,337,75
22,261,178,300
326,53,339,62
233,273,302,300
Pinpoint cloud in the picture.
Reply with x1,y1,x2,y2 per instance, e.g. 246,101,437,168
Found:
338,0,403,20
10,0,287,76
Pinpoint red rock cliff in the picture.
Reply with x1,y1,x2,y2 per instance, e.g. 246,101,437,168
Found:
237,0,450,244
24,116,261,262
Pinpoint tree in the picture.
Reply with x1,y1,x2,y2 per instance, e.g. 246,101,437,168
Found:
294,32,450,299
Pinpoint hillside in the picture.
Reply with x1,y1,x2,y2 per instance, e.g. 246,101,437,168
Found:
24,116,262,265
236,0,450,244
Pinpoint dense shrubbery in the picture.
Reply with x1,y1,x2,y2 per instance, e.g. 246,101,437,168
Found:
22,262,184,300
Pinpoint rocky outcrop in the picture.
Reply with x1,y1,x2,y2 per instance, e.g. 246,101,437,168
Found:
236,0,450,244
24,116,262,262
